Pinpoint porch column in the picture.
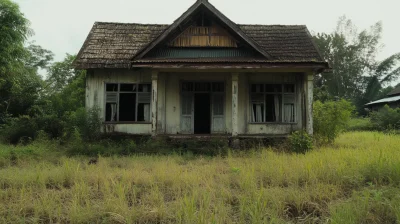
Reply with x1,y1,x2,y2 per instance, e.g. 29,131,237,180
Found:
151,70,158,136
232,73,239,137
305,72,314,135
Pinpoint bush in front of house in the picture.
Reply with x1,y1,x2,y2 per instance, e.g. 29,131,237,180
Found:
64,106,102,142
370,105,400,131
287,130,313,154
313,99,354,145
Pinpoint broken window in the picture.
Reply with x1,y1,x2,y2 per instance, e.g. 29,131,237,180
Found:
250,84,296,123
105,83,151,122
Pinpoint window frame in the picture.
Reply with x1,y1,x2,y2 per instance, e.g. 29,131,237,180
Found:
248,83,297,124
104,82,152,124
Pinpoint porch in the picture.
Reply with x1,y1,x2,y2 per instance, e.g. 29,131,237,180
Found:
88,69,314,138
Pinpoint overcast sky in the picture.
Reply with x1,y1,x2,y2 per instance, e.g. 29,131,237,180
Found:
15,0,400,63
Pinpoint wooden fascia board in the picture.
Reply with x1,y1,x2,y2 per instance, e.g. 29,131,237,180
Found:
130,63,328,70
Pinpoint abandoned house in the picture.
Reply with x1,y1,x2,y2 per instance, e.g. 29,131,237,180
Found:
365,85,400,111
74,0,329,138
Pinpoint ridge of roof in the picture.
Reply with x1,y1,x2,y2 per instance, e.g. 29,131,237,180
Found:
131,0,273,61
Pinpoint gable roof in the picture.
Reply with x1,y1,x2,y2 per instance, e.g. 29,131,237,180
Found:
132,0,272,61
74,1,328,69
387,85,400,97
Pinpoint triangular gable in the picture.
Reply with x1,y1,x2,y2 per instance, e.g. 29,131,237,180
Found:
169,24,239,48
132,0,272,60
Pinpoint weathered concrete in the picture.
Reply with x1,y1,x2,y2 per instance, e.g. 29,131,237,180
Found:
151,71,159,136
86,69,312,137
305,72,314,135
232,73,239,137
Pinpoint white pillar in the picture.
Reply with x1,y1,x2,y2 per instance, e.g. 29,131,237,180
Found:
232,73,239,137
305,72,314,135
151,71,158,136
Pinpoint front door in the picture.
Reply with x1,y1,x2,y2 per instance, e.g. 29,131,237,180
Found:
180,93,193,134
194,93,211,134
180,82,225,134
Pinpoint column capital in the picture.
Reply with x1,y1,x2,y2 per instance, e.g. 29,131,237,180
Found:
151,70,159,80
232,72,239,81
306,72,314,81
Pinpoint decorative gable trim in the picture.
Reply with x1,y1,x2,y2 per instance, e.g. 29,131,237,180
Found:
131,0,272,61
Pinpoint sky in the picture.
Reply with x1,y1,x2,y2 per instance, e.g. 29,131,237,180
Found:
15,0,400,64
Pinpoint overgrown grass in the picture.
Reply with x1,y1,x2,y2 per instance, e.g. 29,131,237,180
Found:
1,132,400,223
346,117,374,131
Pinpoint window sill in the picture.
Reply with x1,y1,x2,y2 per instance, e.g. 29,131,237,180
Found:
103,122,152,125
248,122,298,125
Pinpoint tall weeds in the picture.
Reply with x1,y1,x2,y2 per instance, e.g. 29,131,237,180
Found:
0,132,399,223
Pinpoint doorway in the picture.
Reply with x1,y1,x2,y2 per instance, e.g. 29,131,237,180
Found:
180,81,225,134
194,93,211,134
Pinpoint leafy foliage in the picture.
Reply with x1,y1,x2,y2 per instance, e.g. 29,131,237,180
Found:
370,105,400,131
313,16,400,114
0,0,30,72
313,100,354,144
287,130,313,154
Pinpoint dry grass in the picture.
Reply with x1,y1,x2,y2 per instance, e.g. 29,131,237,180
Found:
1,132,400,223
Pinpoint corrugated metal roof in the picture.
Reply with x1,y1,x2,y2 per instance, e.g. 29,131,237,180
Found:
145,48,256,59
365,95,400,106
134,58,325,63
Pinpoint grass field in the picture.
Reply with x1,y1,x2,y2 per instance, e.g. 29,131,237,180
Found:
1,132,400,223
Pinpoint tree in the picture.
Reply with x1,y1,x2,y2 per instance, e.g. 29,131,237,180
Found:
41,54,86,117
0,0,31,119
355,54,400,114
46,54,83,93
0,0,30,72
313,16,400,115
314,16,382,100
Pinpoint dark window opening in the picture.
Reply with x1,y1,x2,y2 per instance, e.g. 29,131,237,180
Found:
119,93,136,121
250,84,295,123
105,83,151,122
212,83,224,92
265,84,282,93
120,84,136,92
106,84,118,92
105,103,117,122
195,82,210,92
137,103,150,122
265,94,281,122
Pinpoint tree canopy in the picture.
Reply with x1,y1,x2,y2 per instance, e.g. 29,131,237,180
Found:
313,16,400,114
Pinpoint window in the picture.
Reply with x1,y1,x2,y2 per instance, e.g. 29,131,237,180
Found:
250,84,295,123
105,83,151,122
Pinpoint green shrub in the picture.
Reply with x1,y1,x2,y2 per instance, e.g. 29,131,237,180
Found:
287,130,313,154
313,100,354,145
370,105,400,131
346,117,374,131
35,114,66,139
65,106,102,142
0,115,38,144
